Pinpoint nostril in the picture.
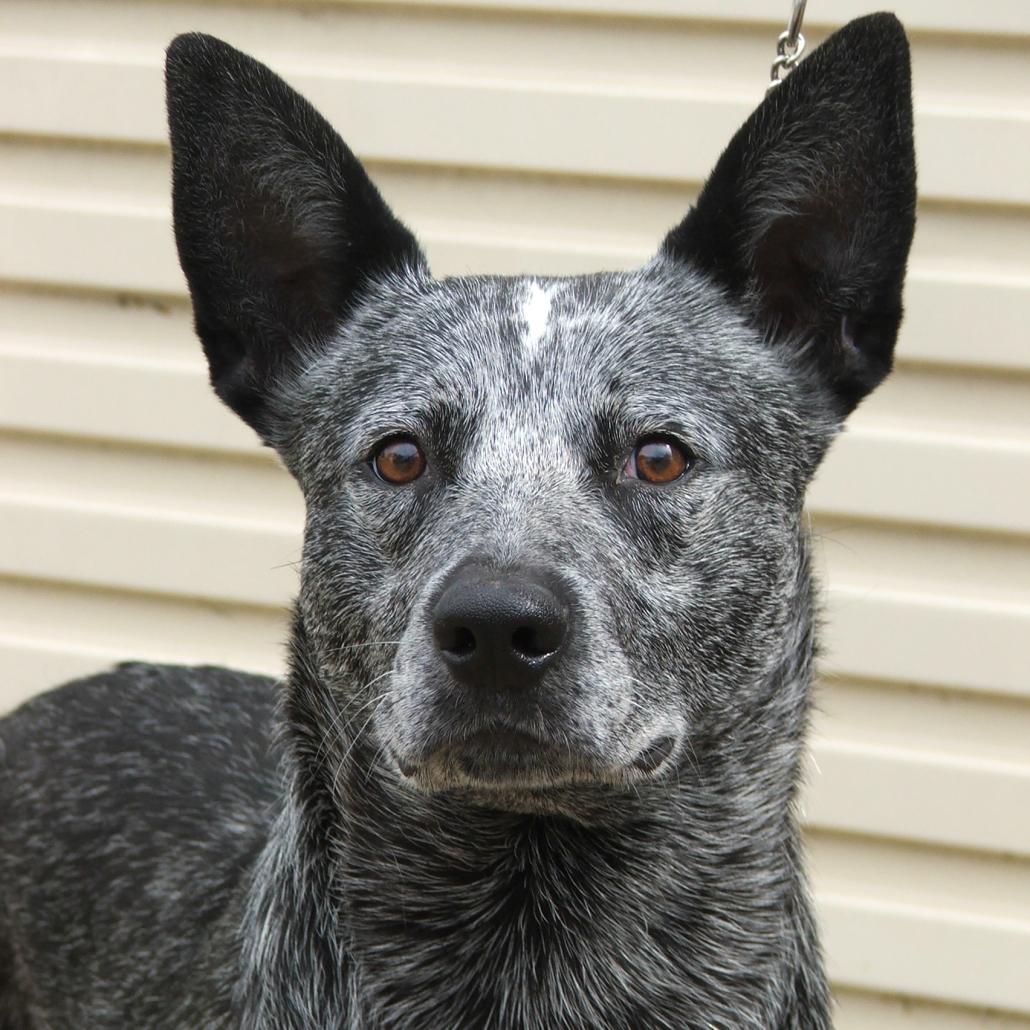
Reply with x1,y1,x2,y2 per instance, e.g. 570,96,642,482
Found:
447,626,476,659
511,625,552,660
435,622,477,661
510,613,568,663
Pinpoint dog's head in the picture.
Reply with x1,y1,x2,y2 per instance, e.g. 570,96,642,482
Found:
167,18,915,812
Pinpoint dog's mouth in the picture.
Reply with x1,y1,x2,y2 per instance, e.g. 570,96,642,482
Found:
391,726,680,795
444,728,576,785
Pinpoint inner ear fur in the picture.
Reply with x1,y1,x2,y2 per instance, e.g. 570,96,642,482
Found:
166,33,426,440
662,13,917,415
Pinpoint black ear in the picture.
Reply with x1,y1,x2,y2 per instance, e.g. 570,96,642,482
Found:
166,34,426,438
662,13,916,415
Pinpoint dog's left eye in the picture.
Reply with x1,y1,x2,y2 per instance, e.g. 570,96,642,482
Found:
622,436,695,485
372,436,427,485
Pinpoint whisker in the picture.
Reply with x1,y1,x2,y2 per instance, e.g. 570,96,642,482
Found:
322,640,403,657
312,691,379,771
331,700,388,789
312,668,395,770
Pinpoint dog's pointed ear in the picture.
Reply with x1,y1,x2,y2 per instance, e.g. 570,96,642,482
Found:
166,33,426,439
661,13,916,415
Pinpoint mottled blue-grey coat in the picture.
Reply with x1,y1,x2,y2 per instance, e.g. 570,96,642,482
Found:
1,14,915,1029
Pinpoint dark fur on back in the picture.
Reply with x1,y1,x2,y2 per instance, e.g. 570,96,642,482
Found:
1,15,915,1028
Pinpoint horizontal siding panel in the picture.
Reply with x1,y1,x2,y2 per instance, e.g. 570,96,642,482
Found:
0,284,194,362
811,424,1030,536
812,833,1030,1015
856,366,1030,442
1,638,277,716
423,239,1030,375
4,4,1029,118
813,521,1030,610
809,832,1030,933
805,739,1030,856
2,51,1028,206
824,586,1029,700
352,0,1030,36
1,640,152,713
0,435,296,520
5,134,1030,273
0,498,299,607
859,274,1029,375
820,893,1030,1015
3,428,1028,578
4,0,1030,47
6,6,1030,99
0,577,286,714
0,201,177,295
815,678,1030,766
834,990,1030,1030
0,346,254,453
419,252,1030,379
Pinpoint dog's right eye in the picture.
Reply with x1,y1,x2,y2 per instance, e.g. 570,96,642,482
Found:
372,436,427,485
622,436,695,485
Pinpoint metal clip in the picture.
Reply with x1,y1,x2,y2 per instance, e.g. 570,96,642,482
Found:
768,0,808,93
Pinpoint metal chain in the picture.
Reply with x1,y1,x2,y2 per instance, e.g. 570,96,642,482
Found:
767,0,808,93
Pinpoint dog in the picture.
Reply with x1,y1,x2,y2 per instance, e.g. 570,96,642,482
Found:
0,13,915,1028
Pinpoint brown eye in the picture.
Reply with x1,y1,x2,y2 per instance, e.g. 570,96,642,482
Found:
624,436,694,485
372,437,426,485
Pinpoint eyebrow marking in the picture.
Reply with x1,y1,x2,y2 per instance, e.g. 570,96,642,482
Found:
521,280,555,357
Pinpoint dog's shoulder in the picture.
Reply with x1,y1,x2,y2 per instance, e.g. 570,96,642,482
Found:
0,664,280,1024
1,662,279,784
0,662,281,913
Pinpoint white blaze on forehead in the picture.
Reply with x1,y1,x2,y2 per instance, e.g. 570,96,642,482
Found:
520,280,555,357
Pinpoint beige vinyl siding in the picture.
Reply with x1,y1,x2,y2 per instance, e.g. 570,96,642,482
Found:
1,1,1028,1023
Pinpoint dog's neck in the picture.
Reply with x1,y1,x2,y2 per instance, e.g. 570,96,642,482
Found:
236,614,828,1028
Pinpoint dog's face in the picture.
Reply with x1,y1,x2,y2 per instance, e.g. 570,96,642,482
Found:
281,268,829,797
166,20,914,808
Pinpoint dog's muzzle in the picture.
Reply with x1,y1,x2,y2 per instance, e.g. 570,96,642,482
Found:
384,563,682,797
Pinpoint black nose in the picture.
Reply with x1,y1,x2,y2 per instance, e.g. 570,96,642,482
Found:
432,567,569,689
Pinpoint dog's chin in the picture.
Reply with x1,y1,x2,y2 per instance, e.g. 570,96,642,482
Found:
389,728,681,813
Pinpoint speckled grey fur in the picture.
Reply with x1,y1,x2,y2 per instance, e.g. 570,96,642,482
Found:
1,14,915,1029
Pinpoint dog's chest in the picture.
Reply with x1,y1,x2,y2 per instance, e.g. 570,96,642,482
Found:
341,824,790,1029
